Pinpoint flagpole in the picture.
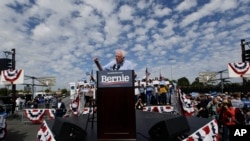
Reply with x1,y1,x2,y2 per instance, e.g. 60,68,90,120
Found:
171,65,172,80
168,58,175,81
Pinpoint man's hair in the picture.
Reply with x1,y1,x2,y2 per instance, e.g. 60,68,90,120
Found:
116,49,126,57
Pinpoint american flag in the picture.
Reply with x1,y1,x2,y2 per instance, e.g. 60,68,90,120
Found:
90,69,95,81
145,68,151,80
159,70,163,80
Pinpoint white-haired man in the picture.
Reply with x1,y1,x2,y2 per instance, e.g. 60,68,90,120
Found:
94,49,134,71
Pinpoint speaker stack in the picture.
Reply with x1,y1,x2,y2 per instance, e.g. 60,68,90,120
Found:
148,115,190,141
52,117,87,141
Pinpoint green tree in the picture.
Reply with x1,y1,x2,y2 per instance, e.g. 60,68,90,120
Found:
44,88,50,93
177,77,190,87
61,88,68,95
0,88,8,96
191,77,204,87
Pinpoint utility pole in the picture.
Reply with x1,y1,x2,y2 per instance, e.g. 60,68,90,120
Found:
241,39,247,95
168,58,175,81
241,39,246,95
2,48,16,96
218,70,227,93
11,48,16,97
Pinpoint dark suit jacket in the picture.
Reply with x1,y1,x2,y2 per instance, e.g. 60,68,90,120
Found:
55,102,66,117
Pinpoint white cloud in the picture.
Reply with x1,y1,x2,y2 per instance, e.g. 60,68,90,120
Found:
104,14,122,45
0,0,249,91
153,5,172,17
118,4,134,21
180,0,239,28
175,0,198,12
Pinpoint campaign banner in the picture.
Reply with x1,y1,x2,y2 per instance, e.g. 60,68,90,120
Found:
97,70,134,88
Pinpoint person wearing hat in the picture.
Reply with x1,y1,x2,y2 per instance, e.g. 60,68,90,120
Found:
217,99,236,141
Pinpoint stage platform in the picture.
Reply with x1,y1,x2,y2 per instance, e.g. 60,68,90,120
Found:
40,110,217,141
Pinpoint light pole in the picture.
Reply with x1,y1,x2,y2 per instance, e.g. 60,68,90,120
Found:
170,65,172,80
3,48,16,96
168,58,175,81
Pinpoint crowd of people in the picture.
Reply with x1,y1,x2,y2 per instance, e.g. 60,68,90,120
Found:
187,92,250,141
3,94,65,117
134,79,176,109
3,49,249,141
6,82,250,140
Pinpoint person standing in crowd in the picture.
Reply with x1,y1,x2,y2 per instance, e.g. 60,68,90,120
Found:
145,80,154,106
217,99,236,141
15,96,21,112
77,83,86,113
206,96,220,119
166,84,171,105
135,96,144,110
139,83,146,104
159,83,167,105
231,93,244,108
94,49,134,71
134,80,141,103
153,83,159,105
230,93,246,125
83,84,92,107
169,84,176,105
196,96,209,118
55,98,66,117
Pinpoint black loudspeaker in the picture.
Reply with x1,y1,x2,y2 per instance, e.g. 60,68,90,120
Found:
148,115,190,141
0,58,12,71
52,117,87,141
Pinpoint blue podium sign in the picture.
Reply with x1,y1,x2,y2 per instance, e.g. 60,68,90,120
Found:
97,70,134,88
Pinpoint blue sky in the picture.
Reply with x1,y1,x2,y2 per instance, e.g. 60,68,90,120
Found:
0,0,250,90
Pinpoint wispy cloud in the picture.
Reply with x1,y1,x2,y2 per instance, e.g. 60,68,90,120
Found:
0,0,249,90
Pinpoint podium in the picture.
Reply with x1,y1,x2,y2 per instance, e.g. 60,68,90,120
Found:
96,70,136,140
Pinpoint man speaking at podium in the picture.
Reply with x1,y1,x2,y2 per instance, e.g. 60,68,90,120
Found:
93,49,137,140
94,49,134,71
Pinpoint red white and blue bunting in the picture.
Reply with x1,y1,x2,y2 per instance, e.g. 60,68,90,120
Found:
143,105,174,113
37,120,55,141
183,119,219,141
69,96,80,116
46,109,56,119
66,93,97,116
36,107,219,141
25,107,95,123
65,106,96,117
228,62,250,77
83,107,97,114
178,88,195,116
24,109,56,124
0,69,24,84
